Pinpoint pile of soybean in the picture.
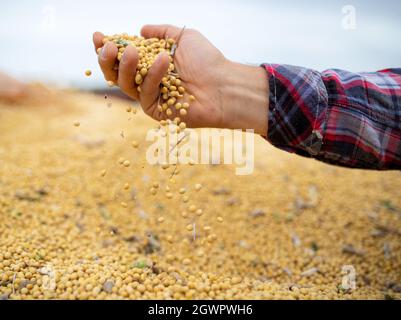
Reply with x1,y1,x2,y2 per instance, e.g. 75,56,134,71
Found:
0,88,401,300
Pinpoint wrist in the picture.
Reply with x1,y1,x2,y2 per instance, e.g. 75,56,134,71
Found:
219,60,269,136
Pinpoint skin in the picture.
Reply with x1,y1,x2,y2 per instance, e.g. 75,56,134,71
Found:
93,24,269,136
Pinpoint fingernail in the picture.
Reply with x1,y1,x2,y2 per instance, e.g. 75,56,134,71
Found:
121,50,128,63
100,43,109,60
155,52,164,63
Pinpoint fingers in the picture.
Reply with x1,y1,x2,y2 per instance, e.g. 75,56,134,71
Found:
93,31,105,53
94,29,171,110
140,52,170,112
98,41,118,82
118,46,139,100
140,24,182,40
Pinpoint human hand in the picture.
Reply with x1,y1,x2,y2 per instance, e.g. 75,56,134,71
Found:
93,25,268,135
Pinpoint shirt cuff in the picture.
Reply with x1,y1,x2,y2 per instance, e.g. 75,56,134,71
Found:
261,63,329,157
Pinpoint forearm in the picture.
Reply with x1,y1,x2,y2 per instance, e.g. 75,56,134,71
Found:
262,63,401,169
219,60,269,136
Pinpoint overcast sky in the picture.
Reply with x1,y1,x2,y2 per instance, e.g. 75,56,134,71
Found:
0,0,400,88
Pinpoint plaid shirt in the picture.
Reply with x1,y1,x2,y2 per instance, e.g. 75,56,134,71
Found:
262,64,401,170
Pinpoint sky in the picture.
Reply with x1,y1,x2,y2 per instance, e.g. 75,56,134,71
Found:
0,0,400,89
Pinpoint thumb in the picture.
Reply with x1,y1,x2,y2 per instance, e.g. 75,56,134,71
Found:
140,24,182,40
140,51,170,115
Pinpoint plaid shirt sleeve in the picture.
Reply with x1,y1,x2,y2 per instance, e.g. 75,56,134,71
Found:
261,64,401,170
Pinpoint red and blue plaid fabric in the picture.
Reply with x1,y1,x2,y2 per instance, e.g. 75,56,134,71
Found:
262,64,401,170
